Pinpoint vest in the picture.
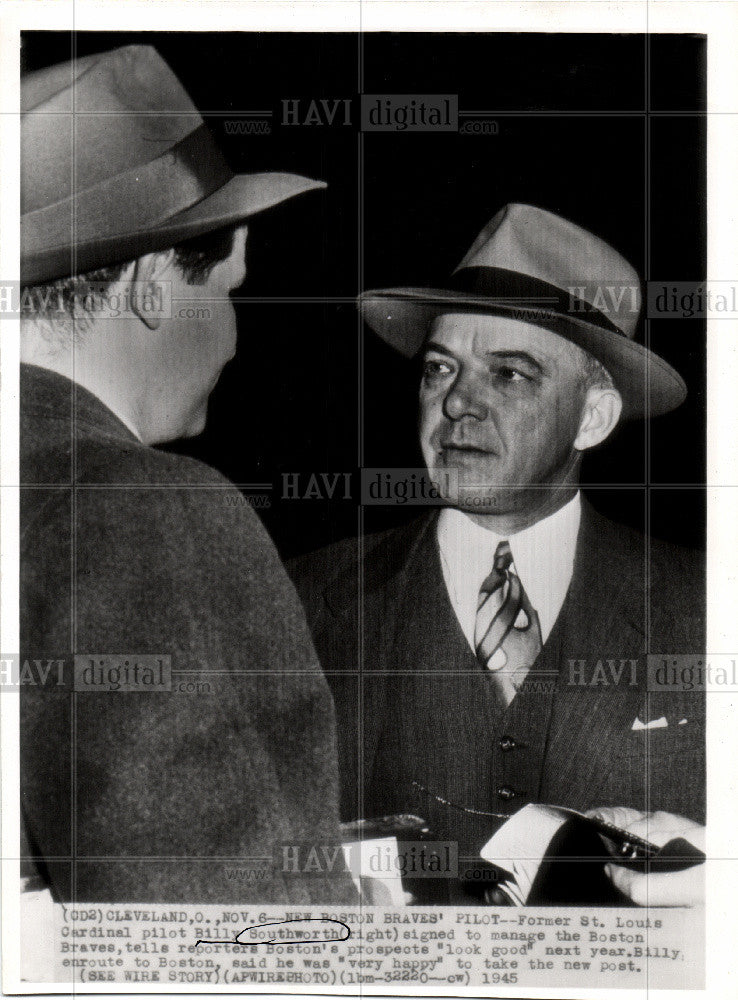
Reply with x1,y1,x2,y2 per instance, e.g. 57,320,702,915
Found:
359,521,562,860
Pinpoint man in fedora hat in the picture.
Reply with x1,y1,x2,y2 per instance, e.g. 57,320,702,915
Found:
291,203,705,906
19,45,355,903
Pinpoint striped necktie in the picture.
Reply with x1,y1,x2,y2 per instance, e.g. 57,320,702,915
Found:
474,540,543,706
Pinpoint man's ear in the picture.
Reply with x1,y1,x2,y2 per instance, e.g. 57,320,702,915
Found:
574,386,623,452
130,248,176,330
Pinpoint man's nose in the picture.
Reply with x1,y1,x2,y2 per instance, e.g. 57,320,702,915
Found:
442,373,488,421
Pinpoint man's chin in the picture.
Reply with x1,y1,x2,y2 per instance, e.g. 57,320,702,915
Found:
452,487,509,516
186,408,209,439
427,463,509,513
170,403,208,443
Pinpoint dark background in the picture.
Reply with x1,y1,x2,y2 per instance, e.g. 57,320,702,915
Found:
22,32,707,556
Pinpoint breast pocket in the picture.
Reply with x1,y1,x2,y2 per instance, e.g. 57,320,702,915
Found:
604,713,705,822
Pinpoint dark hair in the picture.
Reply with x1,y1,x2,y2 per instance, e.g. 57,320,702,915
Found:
21,225,237,321
577,348,615,392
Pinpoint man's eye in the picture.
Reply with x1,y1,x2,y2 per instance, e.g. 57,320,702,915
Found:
494,365,529,383
422,359,452,378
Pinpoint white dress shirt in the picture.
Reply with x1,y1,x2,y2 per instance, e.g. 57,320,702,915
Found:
436,492,582,651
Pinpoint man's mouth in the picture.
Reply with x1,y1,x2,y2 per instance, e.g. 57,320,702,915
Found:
439,442,497,456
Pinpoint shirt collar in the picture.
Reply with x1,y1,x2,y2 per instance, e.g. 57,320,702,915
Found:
438,492,581,575
436,492,582,642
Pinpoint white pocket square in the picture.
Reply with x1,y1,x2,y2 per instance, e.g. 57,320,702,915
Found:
631,715,668,731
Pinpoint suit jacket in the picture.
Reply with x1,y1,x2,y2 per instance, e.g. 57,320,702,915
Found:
290,502,705,870
20,364,356,904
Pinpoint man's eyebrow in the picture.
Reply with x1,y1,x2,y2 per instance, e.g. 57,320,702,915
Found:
424,342,549,375
484,350,547,374
423,340,456,357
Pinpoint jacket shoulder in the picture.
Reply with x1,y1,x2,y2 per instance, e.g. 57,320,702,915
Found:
23,436,301,644
81,433,234,488
586,504,705,647
288,516,428,611
649,531,704,577
585,502,703,577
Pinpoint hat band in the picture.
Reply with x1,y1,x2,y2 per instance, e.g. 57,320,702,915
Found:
22,124,233,258
449,266,627,338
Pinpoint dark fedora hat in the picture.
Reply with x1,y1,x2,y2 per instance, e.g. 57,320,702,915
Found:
21,45,325,285
360,203,686,419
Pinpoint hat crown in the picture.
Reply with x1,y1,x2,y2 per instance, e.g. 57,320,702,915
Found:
22,45,202,213
455,203,641,338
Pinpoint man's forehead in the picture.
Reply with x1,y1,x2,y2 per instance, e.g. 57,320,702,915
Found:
425,312,573,360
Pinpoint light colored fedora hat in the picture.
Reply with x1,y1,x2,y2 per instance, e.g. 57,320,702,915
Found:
360,203,686,418
22,45,325,285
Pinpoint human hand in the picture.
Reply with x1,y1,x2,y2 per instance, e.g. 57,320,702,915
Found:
586,807,705,907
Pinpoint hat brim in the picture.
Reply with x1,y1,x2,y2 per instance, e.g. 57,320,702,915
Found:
22,173,325,286
360,288,686,419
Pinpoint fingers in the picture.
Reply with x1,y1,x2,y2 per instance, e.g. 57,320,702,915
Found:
585,806,647,829
604,863,704,907
586,808,703,850
623,813,703,850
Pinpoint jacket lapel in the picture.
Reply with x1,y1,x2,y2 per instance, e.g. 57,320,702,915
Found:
390,514,481,672
541,501,648,806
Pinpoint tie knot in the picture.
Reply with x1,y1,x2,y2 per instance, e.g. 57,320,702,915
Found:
493,540,513,573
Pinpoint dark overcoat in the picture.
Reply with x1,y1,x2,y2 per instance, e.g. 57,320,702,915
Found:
20,364,356,904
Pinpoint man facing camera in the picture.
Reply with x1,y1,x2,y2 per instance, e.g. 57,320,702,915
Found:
20,45,355,904
291,204,705,906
